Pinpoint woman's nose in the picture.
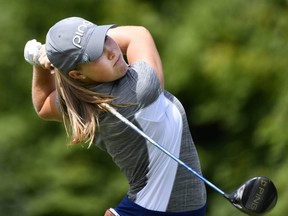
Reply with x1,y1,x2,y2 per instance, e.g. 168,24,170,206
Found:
105,48,115,60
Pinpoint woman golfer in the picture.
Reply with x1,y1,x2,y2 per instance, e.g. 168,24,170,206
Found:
27,17,207,216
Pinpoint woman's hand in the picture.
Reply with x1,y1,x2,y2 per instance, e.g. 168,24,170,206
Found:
24,39,54,73
24,39,42,66
38,45,55,73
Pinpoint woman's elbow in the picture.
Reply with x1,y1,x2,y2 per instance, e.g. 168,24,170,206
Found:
35,105,62,121
36,109,52,120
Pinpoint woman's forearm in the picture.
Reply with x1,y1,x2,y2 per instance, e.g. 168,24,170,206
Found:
108,26,164,87
32,66,55,114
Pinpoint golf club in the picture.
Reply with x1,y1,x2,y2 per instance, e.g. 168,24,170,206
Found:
24,40,278,215
100,103,277,215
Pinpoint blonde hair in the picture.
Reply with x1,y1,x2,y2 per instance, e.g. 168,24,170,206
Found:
54,68,114,148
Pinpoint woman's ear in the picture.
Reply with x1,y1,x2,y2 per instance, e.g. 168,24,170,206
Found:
68,70,86,80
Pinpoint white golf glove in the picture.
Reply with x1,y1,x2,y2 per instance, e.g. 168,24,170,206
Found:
24,39,42,66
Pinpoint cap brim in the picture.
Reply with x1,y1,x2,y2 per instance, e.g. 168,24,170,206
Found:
85,24,116,62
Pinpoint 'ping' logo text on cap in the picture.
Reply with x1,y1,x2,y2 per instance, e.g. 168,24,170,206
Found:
72,20,93,49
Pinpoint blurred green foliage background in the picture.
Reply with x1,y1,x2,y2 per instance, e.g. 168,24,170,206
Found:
0,0,287,215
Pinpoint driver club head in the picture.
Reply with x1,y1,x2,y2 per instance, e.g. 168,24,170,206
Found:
225,176,277,215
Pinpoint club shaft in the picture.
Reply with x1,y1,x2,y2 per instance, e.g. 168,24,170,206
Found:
101,103,226,196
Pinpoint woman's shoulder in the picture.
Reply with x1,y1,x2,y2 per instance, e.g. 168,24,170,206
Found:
130,61,154,73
